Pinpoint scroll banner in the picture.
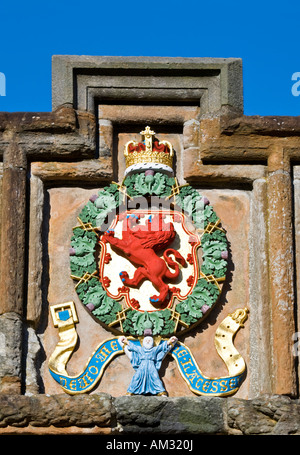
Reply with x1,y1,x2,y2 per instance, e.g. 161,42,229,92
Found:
48,303,248,396
49,338,123,394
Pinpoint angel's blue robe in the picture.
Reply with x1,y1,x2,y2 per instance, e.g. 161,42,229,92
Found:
126,340,171,395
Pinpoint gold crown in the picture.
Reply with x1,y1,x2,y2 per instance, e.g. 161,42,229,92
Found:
124,126,173,170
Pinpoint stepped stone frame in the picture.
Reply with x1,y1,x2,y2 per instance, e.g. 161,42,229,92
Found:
0,55,300,434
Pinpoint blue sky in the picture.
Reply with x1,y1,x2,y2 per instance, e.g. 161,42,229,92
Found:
0,0,299,116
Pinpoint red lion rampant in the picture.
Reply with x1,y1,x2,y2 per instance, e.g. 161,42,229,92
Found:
102,212,186,307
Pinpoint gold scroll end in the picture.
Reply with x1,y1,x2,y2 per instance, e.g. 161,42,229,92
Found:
50,301,78,328
229,308,249,328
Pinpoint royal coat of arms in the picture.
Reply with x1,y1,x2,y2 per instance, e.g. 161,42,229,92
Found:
48,126,248,396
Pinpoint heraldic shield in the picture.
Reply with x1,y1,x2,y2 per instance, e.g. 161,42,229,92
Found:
99,209,200,312
48,126,249,396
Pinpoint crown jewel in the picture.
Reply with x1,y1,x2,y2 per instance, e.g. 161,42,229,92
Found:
124,126,174,175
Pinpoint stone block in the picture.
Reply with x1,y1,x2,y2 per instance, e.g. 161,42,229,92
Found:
0,313,22,393
0,393,113,428
114,395,225,434
227,394,300,435
52,55,243,117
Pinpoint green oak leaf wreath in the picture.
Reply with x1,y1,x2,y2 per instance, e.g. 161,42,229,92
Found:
69,172,229,337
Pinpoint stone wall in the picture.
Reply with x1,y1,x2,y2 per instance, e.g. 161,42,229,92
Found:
0,393,299,435
0,56,300,435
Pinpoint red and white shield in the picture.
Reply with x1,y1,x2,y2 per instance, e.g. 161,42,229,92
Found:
99,209,201,312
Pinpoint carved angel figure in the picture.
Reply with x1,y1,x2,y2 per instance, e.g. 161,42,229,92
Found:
118,327,177,396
